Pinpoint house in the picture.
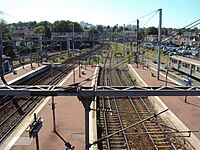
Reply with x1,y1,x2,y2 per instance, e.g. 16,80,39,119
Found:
51,32,89,41
11,27,32,40
144,35,158,42
191,37,200,47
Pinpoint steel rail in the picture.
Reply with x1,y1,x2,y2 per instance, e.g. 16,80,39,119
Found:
110,67,130,150
101,68,111,150
119,64,178,149
109,48,130,150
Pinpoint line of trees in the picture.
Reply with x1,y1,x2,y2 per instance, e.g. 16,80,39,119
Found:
1,18,199,59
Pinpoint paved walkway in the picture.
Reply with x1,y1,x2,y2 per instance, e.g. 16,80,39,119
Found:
0,63,43,85
1,65,98,150
129,64,200,148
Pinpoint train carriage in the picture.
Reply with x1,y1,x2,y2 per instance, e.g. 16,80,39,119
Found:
2,55,13,75
170,55,200,79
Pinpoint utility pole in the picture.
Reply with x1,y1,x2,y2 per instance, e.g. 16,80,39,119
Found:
67,37,70,57
0,29,3,77
59,41,62,56
37,35,42,66
123,24,125,56
136,19,139,68
157,9,162,80
72,24,75,84
44,21,47,62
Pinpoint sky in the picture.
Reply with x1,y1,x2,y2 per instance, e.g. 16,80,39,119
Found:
0,0,200,28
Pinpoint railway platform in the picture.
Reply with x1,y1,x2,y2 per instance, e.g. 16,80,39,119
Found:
1,65,99,150
0,63,45,85
129,64,200,149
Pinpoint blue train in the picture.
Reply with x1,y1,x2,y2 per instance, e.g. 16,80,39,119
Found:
2,55,13,75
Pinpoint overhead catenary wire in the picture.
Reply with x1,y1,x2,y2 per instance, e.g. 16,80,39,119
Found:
0,10,19,23
188,21,200,29
129,9,159,24
162,18,200,43
142,10,159,27
138,21,146,28
183,18,200,29
0,11,11,23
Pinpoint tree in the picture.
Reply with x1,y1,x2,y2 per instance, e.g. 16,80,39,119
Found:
145,26,158,35
73,22,83,32
32,26,44,35
52,20,70,32
52,20,83,33
118,26,123,32
36,21,51,38
96,25,104,33
162,27,168,36
106,25,110,32
87,28,99,35
112,25,118,32
0,19,16,58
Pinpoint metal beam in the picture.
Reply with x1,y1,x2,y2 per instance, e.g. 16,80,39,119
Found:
0,85,199,96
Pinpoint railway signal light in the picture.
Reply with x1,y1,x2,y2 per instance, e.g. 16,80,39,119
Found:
27,114,44,138
26,113,44,150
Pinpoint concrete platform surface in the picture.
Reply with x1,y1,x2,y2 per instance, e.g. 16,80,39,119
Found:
0,63,43,85
1,65,98,150
129,64,200,149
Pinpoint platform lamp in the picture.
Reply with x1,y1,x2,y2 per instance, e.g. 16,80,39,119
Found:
71,23,75,84
0,29,7,84
0,29,3,75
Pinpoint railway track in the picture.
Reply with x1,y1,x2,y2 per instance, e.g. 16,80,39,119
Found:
0,44,104,143
0,62,76,143
97,45,187,149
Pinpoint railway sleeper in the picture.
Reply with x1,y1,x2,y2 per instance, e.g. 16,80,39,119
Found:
108,128,121,133
107,122,120,125
154,140,171,146
150,134,168,138
100,123,121,128
109,135,125,139
101,139,127,148
106,121,121,125
110,139,126,145
105,116,120,120
144,124,162,129
107,113,119,118
107,126,121,130
144,122,159,126
99,117,119,122
153,138,170,142
146,128,162,132
110,136,125,140
101,135,124,142
156,145,172,149
111,144,127,150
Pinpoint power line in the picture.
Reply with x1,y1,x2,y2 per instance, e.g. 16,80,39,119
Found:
189,22,200,29
0,10,19,23
129,9,159,24
162,19,200,43
183,18,200,29
142,11,159,27
0,12,12,23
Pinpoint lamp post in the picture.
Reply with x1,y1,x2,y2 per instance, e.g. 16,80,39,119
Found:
0,29,3,77
123,24,126,57
157,9,162,80
0,29,7,84
72,24,75,84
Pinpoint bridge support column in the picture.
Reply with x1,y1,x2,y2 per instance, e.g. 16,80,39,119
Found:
78,96,93,150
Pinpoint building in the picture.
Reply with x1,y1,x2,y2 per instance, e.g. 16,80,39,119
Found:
144,35,158,42
80,21,95,29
